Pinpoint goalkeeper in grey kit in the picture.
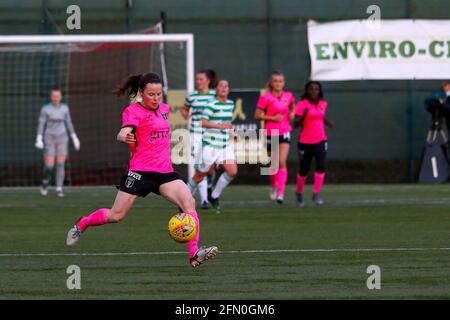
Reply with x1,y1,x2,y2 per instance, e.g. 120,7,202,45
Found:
35,87,80,197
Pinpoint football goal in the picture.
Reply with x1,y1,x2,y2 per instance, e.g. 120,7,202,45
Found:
0,28,194,186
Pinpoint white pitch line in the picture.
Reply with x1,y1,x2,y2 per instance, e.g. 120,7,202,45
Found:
1,247,450,257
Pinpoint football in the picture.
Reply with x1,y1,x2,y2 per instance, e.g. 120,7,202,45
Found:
168,213,197,243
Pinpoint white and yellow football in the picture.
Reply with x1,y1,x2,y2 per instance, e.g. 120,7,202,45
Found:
168,213,197,243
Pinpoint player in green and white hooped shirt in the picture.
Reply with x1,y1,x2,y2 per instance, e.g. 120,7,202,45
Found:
183,70,217,209
187,80,238,214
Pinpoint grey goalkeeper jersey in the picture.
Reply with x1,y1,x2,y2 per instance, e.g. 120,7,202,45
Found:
37,103,76,138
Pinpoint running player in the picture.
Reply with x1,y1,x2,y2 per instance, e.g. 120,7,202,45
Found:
254,71,295,204
182,70,217,209
35,87,80,197
187,79,237,214
294,81,334,206
66,73,218,268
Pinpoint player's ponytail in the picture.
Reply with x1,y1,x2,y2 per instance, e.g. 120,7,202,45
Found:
113,73,161,97
206,69,218,89
198,69,218,89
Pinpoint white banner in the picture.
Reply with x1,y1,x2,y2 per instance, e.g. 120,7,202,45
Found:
307,19,450,80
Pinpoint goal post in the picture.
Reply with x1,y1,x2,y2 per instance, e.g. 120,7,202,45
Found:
0,33,194,186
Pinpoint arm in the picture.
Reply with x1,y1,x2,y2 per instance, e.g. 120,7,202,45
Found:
64,106,80,150
35,107,46,149
324,118,334,129
294,108,309,128
182,104,190,120
200,118,232,130
36,107,47,137
117,126,136,144
182,94,193,120
65,106,76,136
288,102,295,121
254,109,281,122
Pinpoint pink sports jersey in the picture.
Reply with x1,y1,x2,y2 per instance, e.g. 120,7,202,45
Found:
122,102,173,173
256,91,295,136
294,99,328,144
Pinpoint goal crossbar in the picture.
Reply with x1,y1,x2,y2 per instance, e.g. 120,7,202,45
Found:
0,34,195,92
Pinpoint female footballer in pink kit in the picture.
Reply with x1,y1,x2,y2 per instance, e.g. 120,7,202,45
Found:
294,81,334,206
66,73,218,268
254,71,295,204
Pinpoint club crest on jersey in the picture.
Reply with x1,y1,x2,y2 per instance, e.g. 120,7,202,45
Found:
162,112,168,120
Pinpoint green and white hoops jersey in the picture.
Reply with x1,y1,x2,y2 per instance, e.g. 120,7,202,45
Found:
201,99,234,149
185,90,216,135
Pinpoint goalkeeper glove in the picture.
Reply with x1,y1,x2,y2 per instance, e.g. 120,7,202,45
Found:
71,133,80,151
35,135,44,150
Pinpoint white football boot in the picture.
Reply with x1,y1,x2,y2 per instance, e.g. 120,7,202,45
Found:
66,221,82,247
40,181,48,196
189,246,219,268
56,188,65,198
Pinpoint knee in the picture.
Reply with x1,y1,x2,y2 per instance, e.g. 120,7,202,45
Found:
299,164,309,176
299,169,309,176
226,167,238,178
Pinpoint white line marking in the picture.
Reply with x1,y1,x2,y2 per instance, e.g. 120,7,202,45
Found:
1,247,450,257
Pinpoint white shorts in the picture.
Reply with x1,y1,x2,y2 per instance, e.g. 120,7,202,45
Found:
190,133,203,165
195,144,236,173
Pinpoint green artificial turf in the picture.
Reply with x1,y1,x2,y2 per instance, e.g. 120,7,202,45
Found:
1,184,449,299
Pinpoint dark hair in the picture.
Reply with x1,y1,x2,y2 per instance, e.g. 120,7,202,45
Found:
301,81,324,100
51,86,61,93
197,69,218,89
266,70,284,92
113,73,161,97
